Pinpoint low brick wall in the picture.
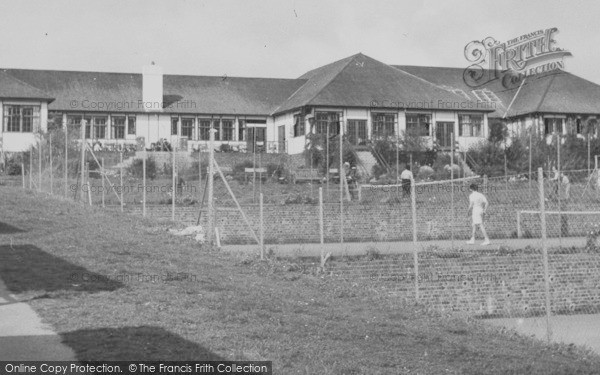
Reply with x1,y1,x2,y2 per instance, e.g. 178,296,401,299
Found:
323,249,600,316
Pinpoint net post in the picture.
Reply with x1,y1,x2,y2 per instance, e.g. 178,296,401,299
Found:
450,132,455,248
357,184,362,202
207,128,216,245
79,119,86,202
538,167,552,343
86,162,92,205
21,162,25,189
29,147,33,190
517,211,522,238
411,176,419,301
64,126,68,198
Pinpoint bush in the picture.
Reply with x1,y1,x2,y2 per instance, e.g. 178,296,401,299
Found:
232,161,255,183
127,157,157,180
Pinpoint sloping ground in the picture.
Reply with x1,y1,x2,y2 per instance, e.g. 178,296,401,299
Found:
1,187,599,373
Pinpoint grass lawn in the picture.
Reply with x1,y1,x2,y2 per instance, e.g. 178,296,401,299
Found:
1,186,600,373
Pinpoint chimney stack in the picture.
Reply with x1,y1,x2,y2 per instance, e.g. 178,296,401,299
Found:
142,62,163,111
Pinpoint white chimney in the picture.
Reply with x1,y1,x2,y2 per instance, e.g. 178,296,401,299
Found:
142,63,163,111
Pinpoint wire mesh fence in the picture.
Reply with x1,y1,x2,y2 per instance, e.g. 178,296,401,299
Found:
4,127,600,349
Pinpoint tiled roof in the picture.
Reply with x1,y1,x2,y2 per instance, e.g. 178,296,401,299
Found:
273,53,486,115
0,71,54,101
1,69,305,115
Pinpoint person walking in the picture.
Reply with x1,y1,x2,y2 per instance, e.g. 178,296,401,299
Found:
466,183,490,245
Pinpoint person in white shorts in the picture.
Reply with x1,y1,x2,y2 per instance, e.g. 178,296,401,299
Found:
466,183,490,245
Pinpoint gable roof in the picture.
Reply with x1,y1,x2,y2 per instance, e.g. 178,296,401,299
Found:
0,71,54,102
394,65,600,118
1,69,305,116
273,53,486,115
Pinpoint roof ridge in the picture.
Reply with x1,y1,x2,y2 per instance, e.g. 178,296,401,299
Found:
272,55,356,114
534,73,558,113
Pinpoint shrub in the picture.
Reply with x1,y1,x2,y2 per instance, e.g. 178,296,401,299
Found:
127,157,157,180
232,161,255,183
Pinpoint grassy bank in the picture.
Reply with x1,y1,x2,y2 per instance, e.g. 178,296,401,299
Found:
1,186,599,373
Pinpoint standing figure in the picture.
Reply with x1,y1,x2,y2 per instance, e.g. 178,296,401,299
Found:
466,183,490,245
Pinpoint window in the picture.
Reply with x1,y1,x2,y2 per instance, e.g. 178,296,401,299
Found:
67,115,92,138
171,118,178,135
3,105,40,133
293,114,305,137
128,116,136,135
459,114,483,137
314,112,339,135
472,89,501,103
406,113,431,137
588,119,598,137
544,117,564,135
372,113,395,138
199,119,211,140
181,118,194,139
112,116,126,139
347,120,367,145
93,117,107,139
213,119,220,140
221,119,234,141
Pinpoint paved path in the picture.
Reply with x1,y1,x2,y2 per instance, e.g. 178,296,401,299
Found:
486,314,600,356
0,278,75,360
225,237,587,257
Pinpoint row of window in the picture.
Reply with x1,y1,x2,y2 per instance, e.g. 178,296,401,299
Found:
66,115,136,139
291,112,483,140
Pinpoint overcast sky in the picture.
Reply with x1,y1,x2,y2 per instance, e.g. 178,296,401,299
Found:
1,0,598,83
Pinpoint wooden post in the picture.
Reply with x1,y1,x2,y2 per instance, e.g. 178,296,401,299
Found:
538,167,552,343
198,149,202,203
588,134,591,176
339,122,344,246
207,128,215,244
142,155,146,217
504,152,508,193
259,192,264,260
517,211,522,238
79,119,86,202
49,134,53,195
101,157,105,208
172,150,176,221
357,184,362,202
557,132,562,246
64,127,68,198
529,130,533,197
450,132,455,248
411,175,419,301
319,187,325,267
38,139,42,192
29,147,33,189
86,162,92,205
21,162,25,189
120,152,124,213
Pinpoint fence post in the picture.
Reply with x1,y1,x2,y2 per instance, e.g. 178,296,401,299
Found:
483,174,488,193
21,162,25,189
538,167,552,343
65,127,68,198
207,128,215,244
101,157,105,208
172,150,176,221
142,155,146,217
38,140,42,192
450,132,455,248
79,120,86,202
49,134,53,195
29,147,33,189
319,187,325,267
86,162,92,205
357,184,362,202
120,152,124,213
411,176,419,301
517,211,522,238
339,126,344,247
260,192,264,260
